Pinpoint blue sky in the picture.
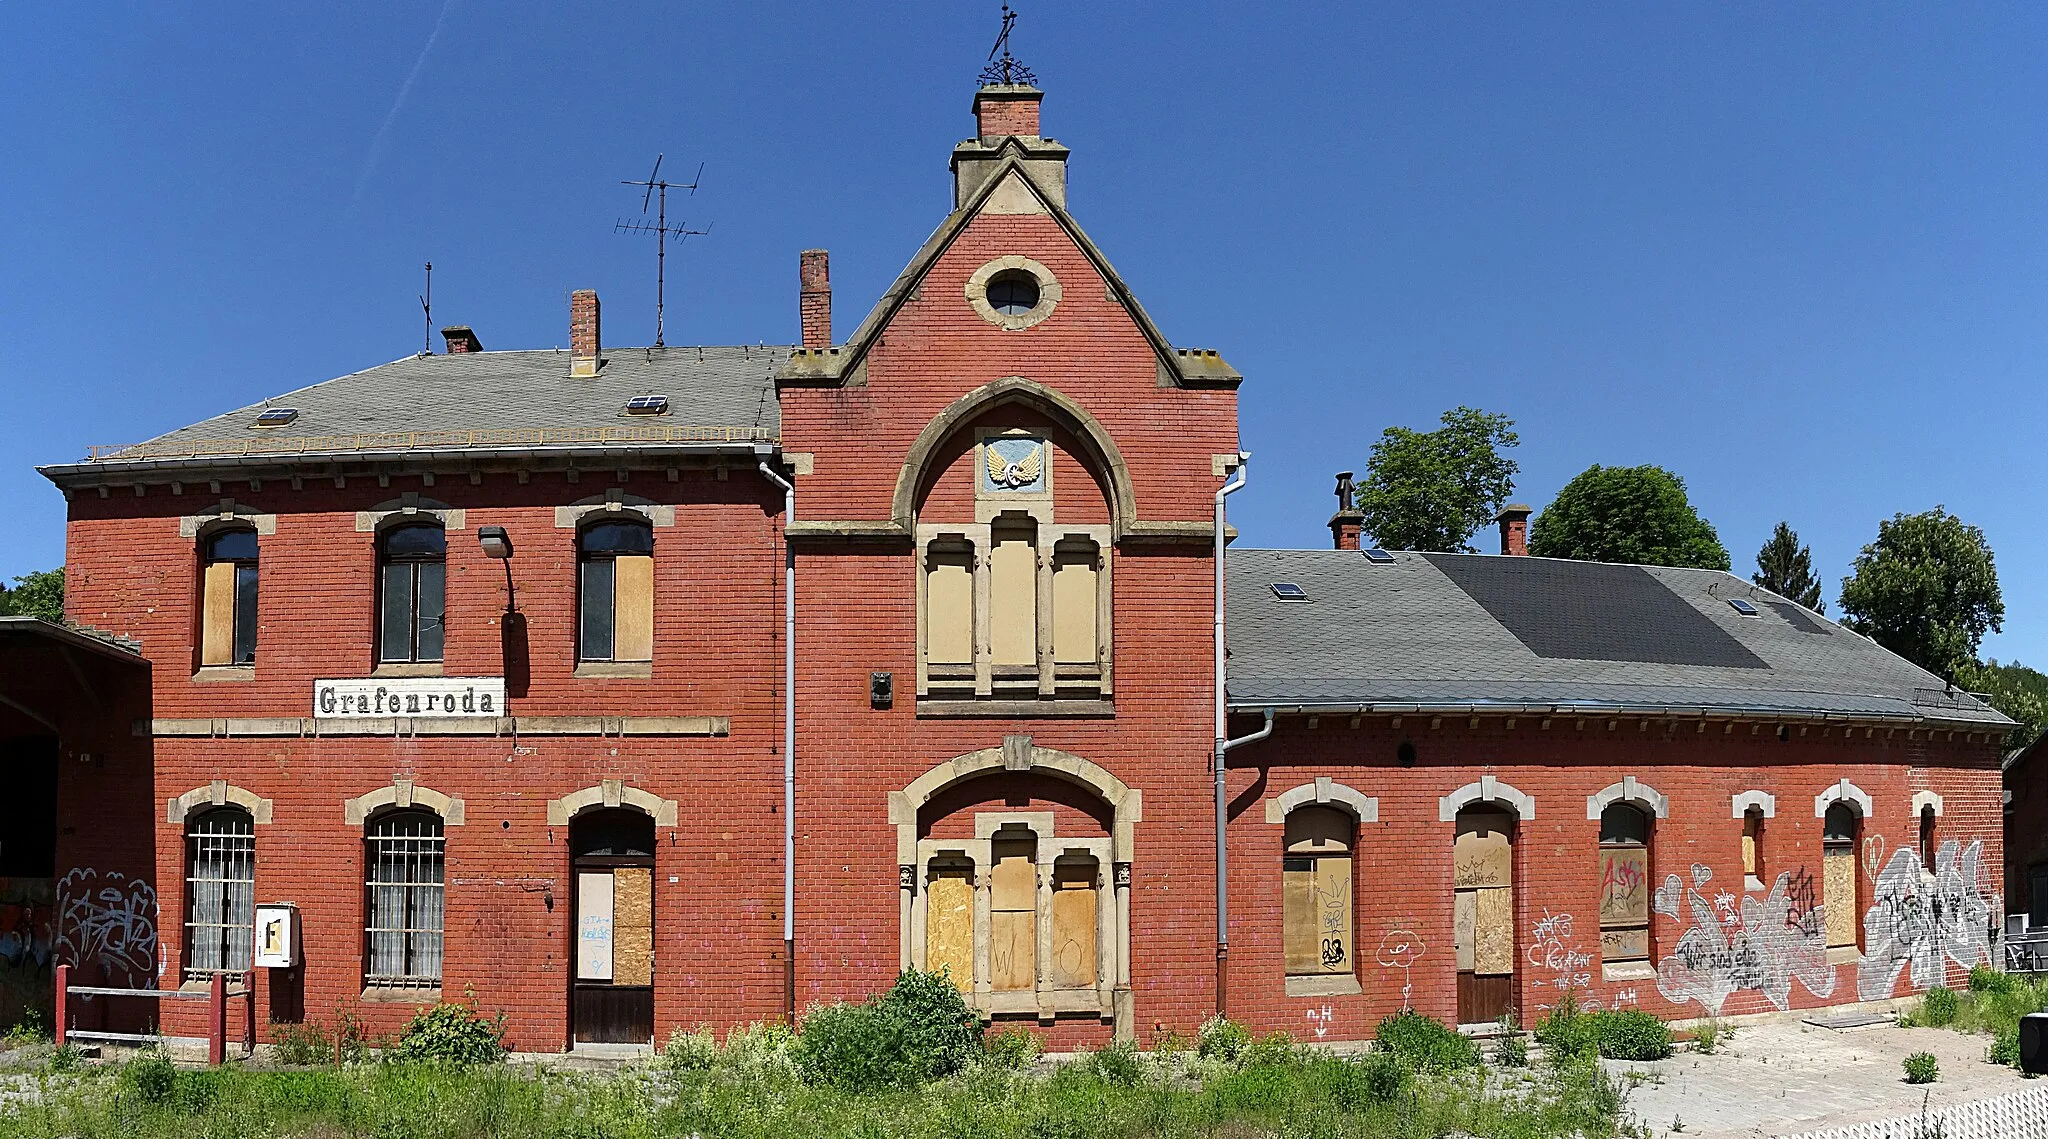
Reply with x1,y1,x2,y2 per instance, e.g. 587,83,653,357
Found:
2,3,2041,664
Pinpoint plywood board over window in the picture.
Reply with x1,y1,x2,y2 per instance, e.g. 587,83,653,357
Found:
989,521,1038,669
1598,845,1650,962
925,865,974,993
1824,846,1858,949
1051,543,1098,665
1453,813,1515,978
612,554,654,662
577,871,615,982
200,561,237,665
1284,806,1354,976
611,867,652,987
989,837,1037,991
1049,860,1098,989
925,545,975,665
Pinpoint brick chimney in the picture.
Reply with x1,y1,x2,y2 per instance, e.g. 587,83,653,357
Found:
570,289,601,378
1329,471,1365,551
799,250,831,349
439,325,482,354
1497,504,1533,556
974,84,1042,138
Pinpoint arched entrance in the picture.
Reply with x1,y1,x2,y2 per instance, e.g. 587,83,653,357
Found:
570,808,655,1045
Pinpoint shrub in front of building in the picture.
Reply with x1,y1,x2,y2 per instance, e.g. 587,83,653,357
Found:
792,969,982,1091
384,999,509,1067
1586,1011,1672,1061
1373,1009,1481,1072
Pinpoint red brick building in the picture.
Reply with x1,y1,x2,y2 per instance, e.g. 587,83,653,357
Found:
14,78,2009,1052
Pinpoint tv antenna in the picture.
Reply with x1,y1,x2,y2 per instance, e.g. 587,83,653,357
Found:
616,154,710,348
418,262,433,355
979,3,1035,86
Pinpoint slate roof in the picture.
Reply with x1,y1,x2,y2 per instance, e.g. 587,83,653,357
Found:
48,346,786,476
1227,548,2009,728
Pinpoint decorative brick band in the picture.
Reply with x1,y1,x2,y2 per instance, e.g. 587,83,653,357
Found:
138,716,729,738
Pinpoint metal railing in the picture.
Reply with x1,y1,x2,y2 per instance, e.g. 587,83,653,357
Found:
85,423,780,463
54,963,253,1064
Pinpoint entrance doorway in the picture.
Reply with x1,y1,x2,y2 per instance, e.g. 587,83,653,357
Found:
570,809,654,1045
1453,807,1516,1025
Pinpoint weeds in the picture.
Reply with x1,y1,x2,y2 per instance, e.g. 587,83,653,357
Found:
1909,968,2048,1071
1903,1051,1940,1084
1691,1017,1728,1055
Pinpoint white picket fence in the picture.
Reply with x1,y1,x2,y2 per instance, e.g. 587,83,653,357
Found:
1773,1085,2048,1139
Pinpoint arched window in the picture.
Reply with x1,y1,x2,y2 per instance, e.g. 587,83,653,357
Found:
200,528,259,666
1282,806,1354,979
184,806,254,979
578,520,654,663
1919,804,1938,873
1742,807,1767,888
365,809,445,989
1598,802,1652,969
378,523,446,664
1823,802,1861,953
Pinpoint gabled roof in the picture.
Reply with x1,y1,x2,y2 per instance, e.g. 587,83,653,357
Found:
44,346,786,483
1227,548,2011,728
776,143,1241,390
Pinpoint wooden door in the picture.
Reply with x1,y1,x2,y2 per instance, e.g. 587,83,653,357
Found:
571,811,655,1045
1454,809,1516,1025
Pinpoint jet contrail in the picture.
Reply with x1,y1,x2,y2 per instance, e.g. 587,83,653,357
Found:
351,0,458,206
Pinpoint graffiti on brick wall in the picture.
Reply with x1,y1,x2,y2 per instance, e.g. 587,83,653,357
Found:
1376,928,1423,1009
1652,863,1835,1014
1856,839,1992,1001
1305,1004,1334,1039
1527,909,1593,1007
0,878,54,1028
54,868,158,988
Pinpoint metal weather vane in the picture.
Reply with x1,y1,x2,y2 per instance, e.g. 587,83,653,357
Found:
978,3,1036,86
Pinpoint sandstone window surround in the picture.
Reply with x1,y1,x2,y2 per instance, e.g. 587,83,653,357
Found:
1731,790,1776,892
1264,779,1376,998
915,518,1112,704
1596,799,1655,980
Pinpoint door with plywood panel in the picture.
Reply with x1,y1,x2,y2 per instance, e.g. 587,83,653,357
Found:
1453,808,1516,1025
570,809,655,1045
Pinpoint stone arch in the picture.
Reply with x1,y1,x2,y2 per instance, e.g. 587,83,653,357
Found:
167,780,273,825
890,376,1138,537
1264,778,1379,824
890,735,1140,863
1438,775,1534,822
1730,790,1777,819
546,780,678,827
1586,776,1669,820
1911,790,1944,817
1813,778,1873,819
344,779,464,826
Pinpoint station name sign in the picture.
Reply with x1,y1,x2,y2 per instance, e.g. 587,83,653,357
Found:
313,677,506,718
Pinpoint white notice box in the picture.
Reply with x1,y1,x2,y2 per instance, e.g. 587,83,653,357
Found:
313,677,505,719
577,871,614,981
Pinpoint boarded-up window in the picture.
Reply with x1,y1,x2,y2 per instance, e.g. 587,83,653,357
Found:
611,867,653,987
1283,806,1353,976
1823,802,1860,950
1453,810,1514,976
200,529,259,666
576,870,615,981
1742,809,1764,881
1049,858,1099,989
926,863,975,992
925,542,975,666
989,834,1037,991
579,520,654,662
1598,803,1651,965
1051,540,1099,666
990,518,1038,669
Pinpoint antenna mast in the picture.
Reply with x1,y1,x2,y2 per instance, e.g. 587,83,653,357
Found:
616,154,710,348
979,3,1036,86
419,262,433,356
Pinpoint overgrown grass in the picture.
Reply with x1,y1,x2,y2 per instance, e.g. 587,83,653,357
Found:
1904,966,2046,1070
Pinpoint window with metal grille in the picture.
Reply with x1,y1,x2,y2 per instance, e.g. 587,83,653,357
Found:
365,810,445,987
184,807,255,979
378,523,447,663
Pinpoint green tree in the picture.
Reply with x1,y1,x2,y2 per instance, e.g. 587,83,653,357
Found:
1952,659,2048,752
1753,522,1823,612
1526,465,1730,569
1353,406,1520,552
1837,507,2002,678
0,568,63,623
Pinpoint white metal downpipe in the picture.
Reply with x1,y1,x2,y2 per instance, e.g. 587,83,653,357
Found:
757,459,797,1023
1213,451,1250,1017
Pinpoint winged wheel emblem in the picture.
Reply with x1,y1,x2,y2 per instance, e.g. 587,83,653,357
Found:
986,442,1044,489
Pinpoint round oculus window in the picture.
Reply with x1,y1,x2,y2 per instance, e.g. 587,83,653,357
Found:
985,270,1041,316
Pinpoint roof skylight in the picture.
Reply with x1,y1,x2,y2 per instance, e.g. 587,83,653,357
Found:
252,408,299,428
1363,548,1396,564
1271,582,1309,602
1728,598,1760,617
623,395,670,416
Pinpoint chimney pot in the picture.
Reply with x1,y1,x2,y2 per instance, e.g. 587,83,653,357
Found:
973,83,1043,138
799,250,832,350
570,290,601,377
439,325,482,354
1497,504,1533,556
1329,471,1365,551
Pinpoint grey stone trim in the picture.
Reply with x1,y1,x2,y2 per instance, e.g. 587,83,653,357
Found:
1815,778,1874,818
138,715,729,738
1586,776,1670,820
1285,973,1363,997
547,780,678,827
554,490,675,529
965,256,1061,331
178,499,276,538
1263,778,1379,824
1731,790,1777,819
344,779,463,825
1911,789,1944,816
1438,776,1535,822
355,493,465,532
167,781,274,825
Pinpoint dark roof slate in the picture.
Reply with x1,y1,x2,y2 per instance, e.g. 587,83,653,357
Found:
1228,548,2009,727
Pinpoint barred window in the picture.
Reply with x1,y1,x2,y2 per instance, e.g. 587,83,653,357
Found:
365,809,445,987
184,807,254,979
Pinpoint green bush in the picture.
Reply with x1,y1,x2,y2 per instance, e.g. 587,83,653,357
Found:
660,1025,720,1071
1903,1051,1940,1084
1587,1010,1672,1061
1921,986,1960,1027
1374,1009,1479,1072
1323,1052,1406,1107
1970,965,2016,994
1196,1015,1251,1063
1534,997,1597,1064
386,998,509,1066
1088,1039,1143,1087
123,1047,177,1104
46,1043,81,1072
793,969,981,1090
1991,1028,2022,1067
981,1025,1043,1070
1239,1030,1305,1068
1209,1063,1292,1113
270,1019,333,1066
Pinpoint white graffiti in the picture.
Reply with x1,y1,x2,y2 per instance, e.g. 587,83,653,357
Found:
1857,839,1992,1001
1527,908,1593,1005
1376,928,1424,1009
1654,864,1834,1015
1305,1005,1334,1039
1609,987,1638,1008
54,868,159,988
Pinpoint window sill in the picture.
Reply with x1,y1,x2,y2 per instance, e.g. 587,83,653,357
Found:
1286,973,1363,997
192,665,255,683
917,698,1114,719
373,662,445,678
1601,961,1656,982
574,661,652,679
1827,945,1860,965
361,985,442,1004
1744,875,1766,894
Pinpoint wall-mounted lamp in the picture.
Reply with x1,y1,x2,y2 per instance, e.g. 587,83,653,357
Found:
478,525,516,610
